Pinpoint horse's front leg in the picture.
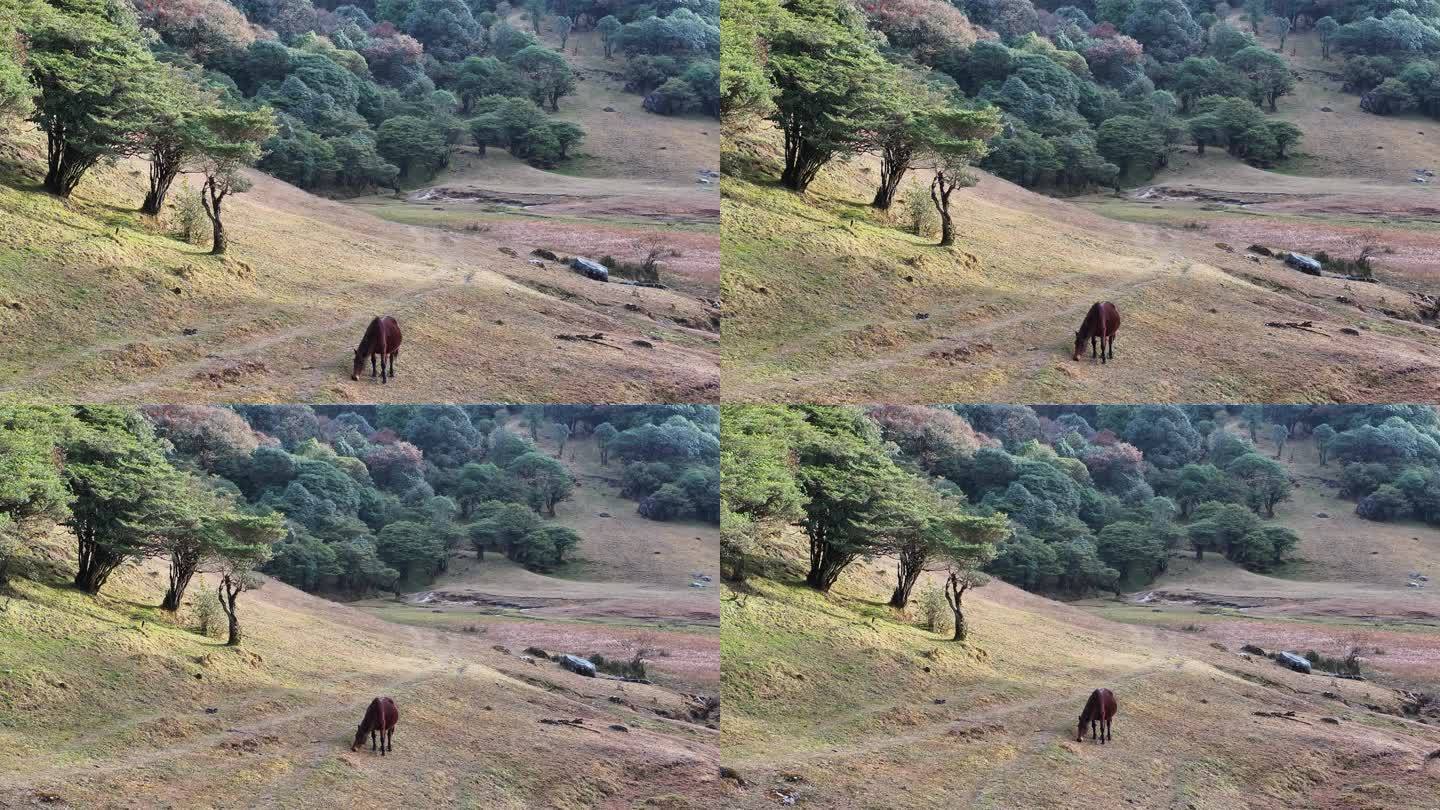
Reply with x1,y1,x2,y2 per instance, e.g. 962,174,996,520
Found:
370,355,377,378
1091,336,1098,361
371,729,377,752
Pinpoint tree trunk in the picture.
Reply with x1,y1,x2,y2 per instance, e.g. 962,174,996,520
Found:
142,150,182,215
780,124,828,193
931,177,955,247
944,572,971,642
161,548,199,611
1196,141,1205,156
44,137,94,199
74,527,124,594
889,544,926,608
805,527,853,593
219,580,242,646
872,146,910,210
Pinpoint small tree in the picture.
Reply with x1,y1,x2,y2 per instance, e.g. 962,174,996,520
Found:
525,0,545,33
896,183,934,236
551,423,571,458
1270,423,1289,459
213,512,284,647
196,107,277,256
1316,16,1339,60
595,423,618,465
923,106,1002,246
513,45,576,111
1269,16,1291,51
597,15,621,58
1313,424,1335,466
916,584,949,633
943,567,989,642
193,588,223,638
554,15,573,49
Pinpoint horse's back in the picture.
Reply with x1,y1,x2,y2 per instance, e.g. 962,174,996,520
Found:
1101,301,1121,332
380,316,402,350
1098,687,1117,718
378,696,399,728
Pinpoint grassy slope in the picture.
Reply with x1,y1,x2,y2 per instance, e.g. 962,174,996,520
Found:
0,73,720,404
720,31,1440,404
0,524,719,809
721,528,1440,809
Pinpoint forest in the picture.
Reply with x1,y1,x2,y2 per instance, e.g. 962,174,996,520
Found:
721,403,1440,602
723,0,1318,199
0,0,718,203
0,404,719,642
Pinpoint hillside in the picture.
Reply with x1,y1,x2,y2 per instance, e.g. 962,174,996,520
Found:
0,132,719,403
720,127,1440,403
720,529,1440,809
1080,26,1440,297
356,425,721,695
1085,428,1440,696
0,540,720,808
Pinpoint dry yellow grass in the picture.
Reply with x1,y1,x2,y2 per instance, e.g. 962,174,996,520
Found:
720,33,1440,404
721,469,1440,809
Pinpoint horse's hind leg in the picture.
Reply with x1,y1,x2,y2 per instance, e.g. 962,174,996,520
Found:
388,351,397,377
1108,334,1116,360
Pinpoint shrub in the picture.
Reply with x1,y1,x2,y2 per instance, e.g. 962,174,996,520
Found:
193,589,223,638
915,584,950,633
901,184,937,237
173,181,209,245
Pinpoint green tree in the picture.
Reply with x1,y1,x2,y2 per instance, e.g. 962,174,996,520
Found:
214,511,285,646
26,0,166,197
376,115,448,180
924,106,1003,246
1316,16,1339,60
512,45,576,111
1227,452,1291,517
508,452,573,515
196,107,277,255
1230,46,1294,111
595,423,619,466
1313,424,1336,466
1097,115,1165,181
551,423,571,458
525,0,546,33
597,15,623,59
767,0,895,192
1186,501,1261,560
554,15,573,49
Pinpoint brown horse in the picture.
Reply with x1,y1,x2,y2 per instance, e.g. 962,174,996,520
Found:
1077,688,1117,743
352,696,399,755
352,316,402,383
1073,302,1120,364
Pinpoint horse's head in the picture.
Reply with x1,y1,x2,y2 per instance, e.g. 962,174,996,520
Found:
1072,330,1084,361
351,349,365,381
1077,714,1087,742
351,724,368,752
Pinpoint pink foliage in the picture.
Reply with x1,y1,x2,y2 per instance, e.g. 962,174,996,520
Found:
364,441,425,487
142,405,264,469
135,0,268,62
860,0,994,63
868,405,998,469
